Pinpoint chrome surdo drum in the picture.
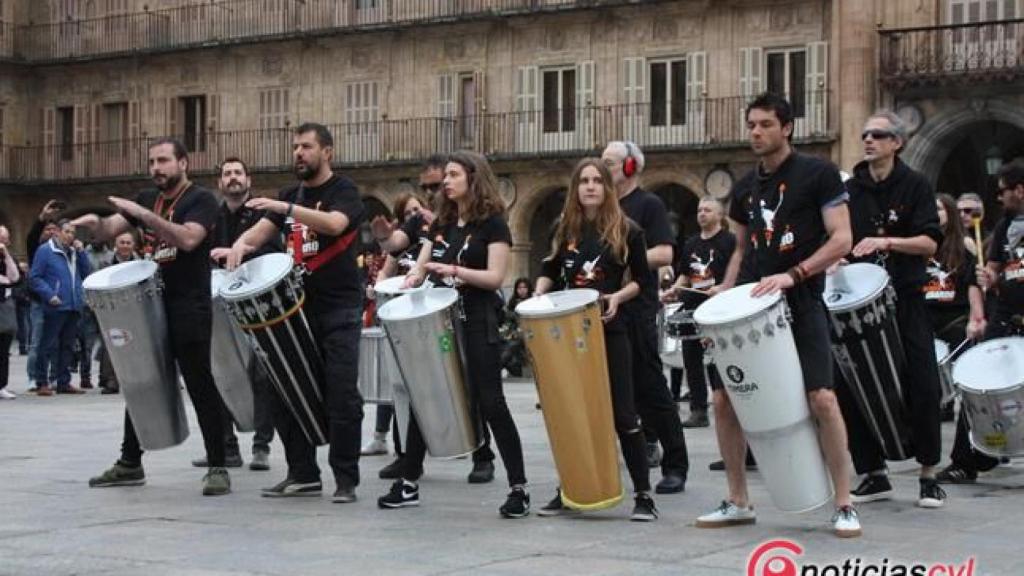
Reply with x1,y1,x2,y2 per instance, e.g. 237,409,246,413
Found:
658,303,685,369
84,260,188,450
952,337,1024,458
220,253,327,446
209,269,257,431
358,275,419,405
824,263,912,461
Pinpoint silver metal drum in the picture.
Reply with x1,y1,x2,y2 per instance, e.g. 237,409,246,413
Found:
658,303,685,369
358,327,399,404
210,269,256,431
83,260,188,450
378,287,482,458
953,337,1024,458
934,338,956,405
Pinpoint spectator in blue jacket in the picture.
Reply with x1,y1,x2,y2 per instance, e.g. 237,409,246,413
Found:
30,219,92,395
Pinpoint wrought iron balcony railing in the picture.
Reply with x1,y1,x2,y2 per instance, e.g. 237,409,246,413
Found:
0,94,831,184
4,0,665,64
880,19,1024,86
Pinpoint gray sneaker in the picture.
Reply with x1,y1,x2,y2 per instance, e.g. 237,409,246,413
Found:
332,486,358,504
89,462,145,488
249,451,270,471
202,467,231,496
681,409,710,428
192,453,243,468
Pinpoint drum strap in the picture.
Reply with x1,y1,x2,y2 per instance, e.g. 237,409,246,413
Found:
304,229,359,274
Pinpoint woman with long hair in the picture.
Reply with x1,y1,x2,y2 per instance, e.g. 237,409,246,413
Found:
378,150,530,518
500,277,533,378
533,157,657,521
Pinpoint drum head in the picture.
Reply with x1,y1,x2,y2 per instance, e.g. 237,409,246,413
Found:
823,263,890,312
210,268,230,298
692,283,780,326
934,339,949,360
378,287,459,322
220,253,294,301
953,337,1024,392
375,275,431,297
83,260,158,291
515,289,599,318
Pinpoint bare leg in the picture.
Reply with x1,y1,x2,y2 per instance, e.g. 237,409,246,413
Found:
712,389,749,507
808,388,852,508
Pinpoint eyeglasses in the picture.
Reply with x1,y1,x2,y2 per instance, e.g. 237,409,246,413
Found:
419,182,441,193
861,129,895,141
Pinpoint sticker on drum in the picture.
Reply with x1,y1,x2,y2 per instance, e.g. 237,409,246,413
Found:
1000,399,1023,417
438,331,454,353
108,328,132,347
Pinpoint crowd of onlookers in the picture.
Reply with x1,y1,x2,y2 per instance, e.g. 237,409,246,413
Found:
0,200,140,400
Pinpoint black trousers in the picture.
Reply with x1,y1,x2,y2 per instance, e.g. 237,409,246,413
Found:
0,332,12,390
605,329,651,493
401,309,526,486
843,290,942,473
273,305,363,487
682,339,719,412
949,318,1019,472
120,311,225,468
623,308,689,477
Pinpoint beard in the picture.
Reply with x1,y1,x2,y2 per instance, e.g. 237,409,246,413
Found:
294,158,319,181
154,172,183,191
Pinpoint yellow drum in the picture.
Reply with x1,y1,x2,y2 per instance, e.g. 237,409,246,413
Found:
516,289,623,511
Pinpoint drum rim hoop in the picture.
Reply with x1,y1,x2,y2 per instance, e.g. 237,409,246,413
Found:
952,336,1024,392
83,260,159,291
693,283,781,326
220,253,295,301
515,288,600,318
823,263,890,312
377,287,460,322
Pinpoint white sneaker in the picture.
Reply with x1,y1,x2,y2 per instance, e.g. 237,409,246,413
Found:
695,500,756,528
832,505,862,538
360,438,388,456
0,389,15,399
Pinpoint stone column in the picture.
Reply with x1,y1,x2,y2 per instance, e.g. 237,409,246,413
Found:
835,0,877,171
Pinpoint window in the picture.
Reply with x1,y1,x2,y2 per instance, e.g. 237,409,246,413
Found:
180,95,207,152
766,49,806,117
58,107,74,161
542,67,575,133
102,103,129,141
345,81,379,127
650,59,687,127
356,0,378,8
949,0,1018,23
259,88,290,130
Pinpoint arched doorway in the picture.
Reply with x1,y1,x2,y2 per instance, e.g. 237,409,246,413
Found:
650,182,700,252
527,187,567,279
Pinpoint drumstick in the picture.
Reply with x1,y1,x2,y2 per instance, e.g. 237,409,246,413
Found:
972,216,985,269
939,337,971,367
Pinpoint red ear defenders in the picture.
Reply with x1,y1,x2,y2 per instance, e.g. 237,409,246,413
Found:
622,141,638,178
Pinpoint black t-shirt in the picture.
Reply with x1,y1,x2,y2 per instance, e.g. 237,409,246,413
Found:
540,222,649,332
677,229,736,292
846,159,943,292
987,213,1024,318
393,213,433,273
923,252,976,312
265,175,365,311
125,185,218,312
214,199,283,260
619,187,675,315
427,214,511,312
730,152,847,297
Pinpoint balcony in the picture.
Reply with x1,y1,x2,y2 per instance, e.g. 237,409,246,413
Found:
0,94,832,184
6,0,663,64
880,19,1024,87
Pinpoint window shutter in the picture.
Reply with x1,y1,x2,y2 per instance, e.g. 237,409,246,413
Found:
74,105,88,145
806,41,828,136
207,93,220,132
167,97,178,138
622,57,645,105
739,47,763,98
473,70,486,116
687,51,707,100
129,101,140,138
437,73,455,118
576,60,595,108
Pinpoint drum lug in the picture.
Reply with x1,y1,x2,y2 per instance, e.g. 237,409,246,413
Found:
763,322,774,337
549,325,561,341
523,328,533,341
716,337,728,351
582,317,592,332
748,329,761,345
731,334,744,350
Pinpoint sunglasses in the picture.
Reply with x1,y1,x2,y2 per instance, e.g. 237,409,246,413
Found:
420,182,441,193
959,208,982,217
861,129,895,141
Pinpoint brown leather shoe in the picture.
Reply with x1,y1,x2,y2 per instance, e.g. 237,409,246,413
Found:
36,386,54,397
56,386,86,395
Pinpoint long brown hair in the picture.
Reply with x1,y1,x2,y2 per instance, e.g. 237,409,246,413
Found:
936,192,965,273
436,150,506,226
392,191,427,225
549,158,631,264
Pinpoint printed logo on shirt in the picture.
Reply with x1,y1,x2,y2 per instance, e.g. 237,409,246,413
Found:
688,251,717,290
572,254,605,287
923,259,956,302
777,225,795,253
142,231,178,265
286,219,319,260
431,235,450,260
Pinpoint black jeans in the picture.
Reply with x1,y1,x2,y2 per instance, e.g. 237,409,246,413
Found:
120,311,225,468
0,332,13,390
273,305,363,487
623,308,690,477
605,329,651,493
844,291,943,473
682,339,718,412
401,308,525,486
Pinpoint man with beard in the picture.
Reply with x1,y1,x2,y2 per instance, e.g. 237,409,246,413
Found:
192,157,281,472
600,140,689,495
74,138,230,496
368,155,498,484
224,123,365,503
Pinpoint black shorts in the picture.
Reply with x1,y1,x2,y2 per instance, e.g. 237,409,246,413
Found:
709,287,833,393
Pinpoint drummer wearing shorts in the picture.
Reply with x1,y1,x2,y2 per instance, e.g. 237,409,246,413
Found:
695,93,860,538
841,111,946,509
225,123,366,504
78,137,230,496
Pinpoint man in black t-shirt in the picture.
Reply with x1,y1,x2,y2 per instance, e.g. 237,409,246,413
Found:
696,94,860,538
841,111,947,509
76,138,230,497
664,198,735,427
225,123,365,504
978,160,1024,329
601,140,689,495
190,157,281,473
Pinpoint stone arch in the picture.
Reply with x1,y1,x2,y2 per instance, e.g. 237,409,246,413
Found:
648,177,703,249
903,100,1024,188
520,184,568,280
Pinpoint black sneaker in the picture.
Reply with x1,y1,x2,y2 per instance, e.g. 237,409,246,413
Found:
499,487,530,519
261,478,322,498
467,460,495,484
332,485,357,504
936,465,977,484
537,489,574,517
918,478,946,509
630,493,658,522
850,474,893,504
377,479,419,509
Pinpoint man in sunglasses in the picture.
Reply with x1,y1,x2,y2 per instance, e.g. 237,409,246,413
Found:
368,155,498,485
840,110,946,510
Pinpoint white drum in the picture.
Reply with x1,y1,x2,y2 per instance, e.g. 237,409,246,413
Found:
952,337,1024,458
934,339,955,405
658,303,685,369
694,284,833,513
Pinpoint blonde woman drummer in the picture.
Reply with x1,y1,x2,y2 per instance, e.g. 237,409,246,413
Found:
533,157,657,521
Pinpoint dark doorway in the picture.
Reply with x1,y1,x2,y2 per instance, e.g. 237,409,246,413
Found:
936,121,1024,230
651,182,700,257
528,188,567,279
